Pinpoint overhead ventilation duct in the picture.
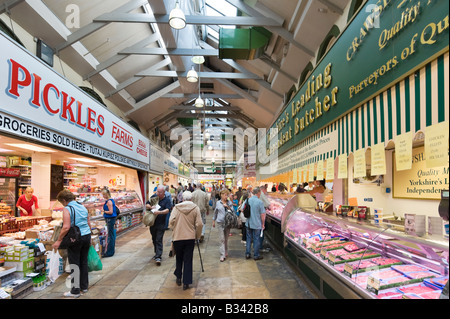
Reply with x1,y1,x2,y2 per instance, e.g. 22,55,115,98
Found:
219,27,272,60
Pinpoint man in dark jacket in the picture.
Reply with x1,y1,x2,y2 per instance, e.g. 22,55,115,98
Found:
147,185,173,265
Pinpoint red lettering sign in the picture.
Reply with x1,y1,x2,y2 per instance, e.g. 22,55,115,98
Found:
6,59,105,136
111,122,134,150
0,168,21,177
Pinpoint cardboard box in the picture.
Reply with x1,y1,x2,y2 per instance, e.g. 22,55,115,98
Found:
25,229,40,239
4,258,34,272
40,209,52,217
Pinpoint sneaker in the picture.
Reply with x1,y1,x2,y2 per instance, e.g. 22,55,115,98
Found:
81,289,88,295
155,258,161,266
254,256,263,261
63,291,80,298
176,277,182,286
245,254,251,259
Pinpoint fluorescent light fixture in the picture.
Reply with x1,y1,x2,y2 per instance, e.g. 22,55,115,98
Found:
69,157,99,163
169,1,186,30
186,66,198,82
0,147,13,152
5,143,56,153
97,163,121,168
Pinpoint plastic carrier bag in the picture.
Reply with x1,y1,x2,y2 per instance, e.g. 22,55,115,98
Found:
87,246,103,272
46,249,63,283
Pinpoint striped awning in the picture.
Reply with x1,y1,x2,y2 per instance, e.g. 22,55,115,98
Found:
337,52,449,156
259,52,449,179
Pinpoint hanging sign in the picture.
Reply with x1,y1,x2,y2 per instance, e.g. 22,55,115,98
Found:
326,158,335,181
353,148,367,178
316,160,324,181
425,121,449,168
338,154,348,179
371,143,386,176
395,131,413,171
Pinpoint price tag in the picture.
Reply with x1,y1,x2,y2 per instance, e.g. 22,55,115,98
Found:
328,252,336,263
343,263,354,277
367,276,380,291
301,238,307,247
320,249,328,259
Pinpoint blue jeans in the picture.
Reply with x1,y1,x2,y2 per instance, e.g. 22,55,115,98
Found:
104,217,117,257
246,227,261,258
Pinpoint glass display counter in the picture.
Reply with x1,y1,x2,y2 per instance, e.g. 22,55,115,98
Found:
267,193,294,222
280,194,449,299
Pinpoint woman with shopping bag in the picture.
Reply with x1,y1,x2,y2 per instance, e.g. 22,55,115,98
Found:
52,189,91,298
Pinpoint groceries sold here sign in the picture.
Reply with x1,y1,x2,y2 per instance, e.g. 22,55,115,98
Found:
0,32,150,171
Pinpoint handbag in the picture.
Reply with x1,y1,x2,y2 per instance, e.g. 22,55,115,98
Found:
59,206,81,249
143,210,156,227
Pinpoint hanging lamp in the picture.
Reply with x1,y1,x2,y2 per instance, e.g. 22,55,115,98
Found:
169,0,186,30
186,66,198,82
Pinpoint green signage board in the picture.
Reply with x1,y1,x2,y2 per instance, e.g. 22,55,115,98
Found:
268,0,449,156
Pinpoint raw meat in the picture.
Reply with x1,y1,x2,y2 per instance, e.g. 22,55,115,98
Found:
398,284,438,295
377,291,403,299
429,276,448,288
371,257,402,266
404,293,423,299
405,271,438,280
371,269,403,279
391,264,429,273
381,276,410,285
344,243,361,252
347,260,377,271
418,291,441,299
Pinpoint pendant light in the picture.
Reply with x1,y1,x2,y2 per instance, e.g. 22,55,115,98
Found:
169,0,186,30
186,66,198,82
191,55,205,64
194,65,204,107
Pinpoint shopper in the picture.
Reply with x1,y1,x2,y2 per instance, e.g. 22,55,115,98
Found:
147,185,173,265
212,189,233,262
53,189,91,298
238,191,249,244
16,187,41,217
245,187,266,260
259,185,271,253
169,191,203,290
191,183,209,243
101,189,117,257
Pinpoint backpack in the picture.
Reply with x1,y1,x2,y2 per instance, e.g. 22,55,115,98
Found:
243,199,251,218
224,207,239,229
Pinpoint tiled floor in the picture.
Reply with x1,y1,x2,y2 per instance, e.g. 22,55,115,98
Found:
25,211,318,299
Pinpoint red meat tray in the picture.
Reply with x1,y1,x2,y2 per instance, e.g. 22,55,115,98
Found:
371,257,402,266
397,283,439,295
391,264,429,273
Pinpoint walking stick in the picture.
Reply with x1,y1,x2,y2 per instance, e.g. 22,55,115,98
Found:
196,239,204,272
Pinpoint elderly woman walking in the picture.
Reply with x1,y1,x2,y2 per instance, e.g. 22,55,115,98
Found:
169,191,203,290
212,189,233,262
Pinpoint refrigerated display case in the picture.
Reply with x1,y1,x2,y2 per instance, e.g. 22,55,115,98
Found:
280,194,449,299
265,194,297,250
0,169,19,217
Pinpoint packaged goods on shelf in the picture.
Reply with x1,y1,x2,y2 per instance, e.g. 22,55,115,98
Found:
397,283,441,297
344,259,379,275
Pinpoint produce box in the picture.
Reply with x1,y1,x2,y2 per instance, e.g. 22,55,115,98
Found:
4,257,34,272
